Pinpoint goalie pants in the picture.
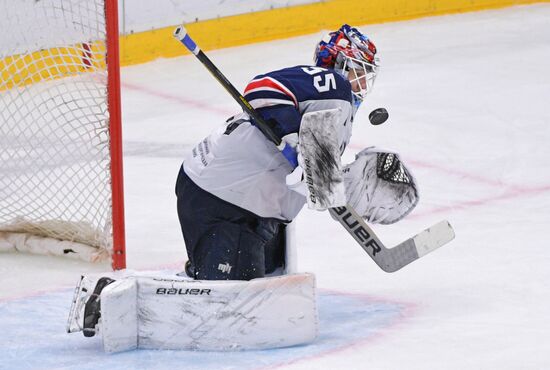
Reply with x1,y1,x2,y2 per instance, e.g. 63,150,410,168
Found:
176,166,286,280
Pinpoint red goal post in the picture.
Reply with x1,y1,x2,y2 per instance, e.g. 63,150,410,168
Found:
0,0,126,270
106,0,126,270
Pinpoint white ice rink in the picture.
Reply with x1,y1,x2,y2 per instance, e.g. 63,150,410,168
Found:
2,4,550,369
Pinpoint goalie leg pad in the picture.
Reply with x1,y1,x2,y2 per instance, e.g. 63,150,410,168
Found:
98,273,317,352
101,279,138,352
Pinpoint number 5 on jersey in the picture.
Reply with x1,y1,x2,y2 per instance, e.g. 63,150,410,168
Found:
302,67,336,93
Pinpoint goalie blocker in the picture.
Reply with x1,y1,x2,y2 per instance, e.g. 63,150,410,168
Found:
67,272,317,352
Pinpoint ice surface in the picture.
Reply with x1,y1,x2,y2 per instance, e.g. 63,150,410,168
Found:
1,4,550,369
0,288,406,369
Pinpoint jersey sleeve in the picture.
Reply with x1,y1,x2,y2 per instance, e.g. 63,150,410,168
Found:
243,76,302,137
243,66,354,140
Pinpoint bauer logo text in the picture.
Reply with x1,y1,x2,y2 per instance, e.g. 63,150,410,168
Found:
156,288,211,295
332,206,382,256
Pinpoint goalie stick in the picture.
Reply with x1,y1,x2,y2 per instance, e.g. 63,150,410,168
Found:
329,206,454,272
173,26,455,272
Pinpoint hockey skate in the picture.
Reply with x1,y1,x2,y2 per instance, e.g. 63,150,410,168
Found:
82,277,116,337
184,260,194,278
176,260,195,278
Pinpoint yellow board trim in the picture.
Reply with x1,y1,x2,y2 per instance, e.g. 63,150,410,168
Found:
1,0,547,89
120,0,549,66
1,42,105,91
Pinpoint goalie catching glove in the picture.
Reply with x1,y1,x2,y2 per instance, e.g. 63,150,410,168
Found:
289,109,418,223
343,147,419,224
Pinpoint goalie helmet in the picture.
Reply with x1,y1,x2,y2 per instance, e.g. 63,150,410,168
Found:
314,24,380,103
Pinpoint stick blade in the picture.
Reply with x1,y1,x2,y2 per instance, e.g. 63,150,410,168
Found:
380,219,455,273
413,220,455,257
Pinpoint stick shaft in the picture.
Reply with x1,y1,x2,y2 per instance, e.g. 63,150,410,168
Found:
174,26,283,147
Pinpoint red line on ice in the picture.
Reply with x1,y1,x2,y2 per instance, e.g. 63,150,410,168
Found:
347,142,550,218
346,142,522,191
121,81,235,117
408,184,550,219
405,158,526,191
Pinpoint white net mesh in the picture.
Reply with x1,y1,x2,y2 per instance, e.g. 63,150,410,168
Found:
0,0,114,259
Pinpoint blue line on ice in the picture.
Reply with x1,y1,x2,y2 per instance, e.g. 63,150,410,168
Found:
0,289,407,370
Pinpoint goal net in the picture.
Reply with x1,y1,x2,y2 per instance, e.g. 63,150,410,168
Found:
0,0,125,269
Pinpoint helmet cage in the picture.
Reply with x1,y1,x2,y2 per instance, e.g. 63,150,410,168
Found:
338,52,379,101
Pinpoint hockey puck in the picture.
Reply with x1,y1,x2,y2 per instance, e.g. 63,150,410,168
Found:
368,108,389,125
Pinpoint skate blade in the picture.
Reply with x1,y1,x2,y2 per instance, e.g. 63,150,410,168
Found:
66,275,94,333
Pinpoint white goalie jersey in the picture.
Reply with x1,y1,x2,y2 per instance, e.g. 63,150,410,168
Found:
183,65,354,221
